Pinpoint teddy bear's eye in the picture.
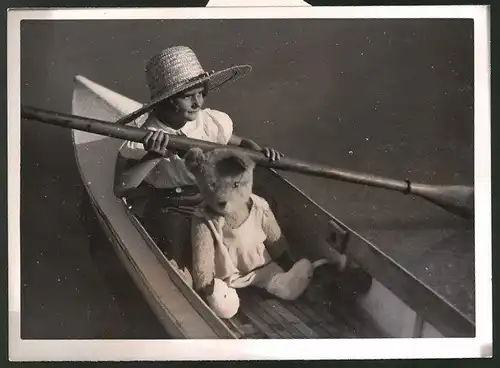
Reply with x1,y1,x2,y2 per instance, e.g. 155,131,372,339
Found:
233,182,240,188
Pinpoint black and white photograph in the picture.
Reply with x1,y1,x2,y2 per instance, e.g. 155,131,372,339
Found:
8,4,491,361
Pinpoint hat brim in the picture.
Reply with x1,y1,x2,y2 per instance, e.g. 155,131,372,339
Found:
116,64,252,126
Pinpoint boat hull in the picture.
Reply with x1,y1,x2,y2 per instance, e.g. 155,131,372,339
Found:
70,75,474,339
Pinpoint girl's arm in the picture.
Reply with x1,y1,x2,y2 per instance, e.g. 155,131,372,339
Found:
113,152,162,197
113,130,169,197
228,134,260,150
228,134,283,161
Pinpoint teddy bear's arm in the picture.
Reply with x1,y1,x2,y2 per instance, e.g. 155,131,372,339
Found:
191,216,216,295
261,203,296,271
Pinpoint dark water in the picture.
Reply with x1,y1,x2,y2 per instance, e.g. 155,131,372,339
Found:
20,19,474,338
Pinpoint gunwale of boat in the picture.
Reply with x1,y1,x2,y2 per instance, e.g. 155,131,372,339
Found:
70,75,475,339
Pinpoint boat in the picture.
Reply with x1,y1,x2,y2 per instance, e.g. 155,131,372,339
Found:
70,75,475,339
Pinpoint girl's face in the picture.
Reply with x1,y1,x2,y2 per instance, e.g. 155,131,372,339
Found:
154,83,207,128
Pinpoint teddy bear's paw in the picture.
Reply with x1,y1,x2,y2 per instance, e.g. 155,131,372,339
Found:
177,267,194,288
266,259,314,301
294,258,315,277
206,279,240,319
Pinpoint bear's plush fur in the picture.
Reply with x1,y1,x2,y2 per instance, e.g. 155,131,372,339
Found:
184,147,320,319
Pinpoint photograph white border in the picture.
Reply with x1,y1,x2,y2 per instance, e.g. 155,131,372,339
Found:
7,4,492,361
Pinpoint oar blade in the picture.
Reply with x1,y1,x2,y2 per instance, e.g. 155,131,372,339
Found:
410,183,474,220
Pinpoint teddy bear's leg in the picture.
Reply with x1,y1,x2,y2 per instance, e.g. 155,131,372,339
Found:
251,260,314,301
266,260,315,301
206,279,241,319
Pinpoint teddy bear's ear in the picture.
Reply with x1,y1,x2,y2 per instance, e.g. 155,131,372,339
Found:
233,153,256,171
216,152,255,176
184,147,205,172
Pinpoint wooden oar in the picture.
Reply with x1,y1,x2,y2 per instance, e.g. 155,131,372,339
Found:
21,105,474,220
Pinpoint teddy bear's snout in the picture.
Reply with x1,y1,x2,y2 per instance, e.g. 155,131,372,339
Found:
217,201,228,208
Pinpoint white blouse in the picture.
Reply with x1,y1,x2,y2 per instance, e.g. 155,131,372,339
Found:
118,108,234,189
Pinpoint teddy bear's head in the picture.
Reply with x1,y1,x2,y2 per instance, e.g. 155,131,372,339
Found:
185,147,256,216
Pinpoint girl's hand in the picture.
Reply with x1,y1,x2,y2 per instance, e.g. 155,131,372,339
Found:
262,147,284,162
237,138,284,162
142,129,170,157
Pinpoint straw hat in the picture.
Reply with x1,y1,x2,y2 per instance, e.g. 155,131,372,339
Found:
116,46,251,125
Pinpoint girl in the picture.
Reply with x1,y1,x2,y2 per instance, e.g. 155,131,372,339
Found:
114,46,282,285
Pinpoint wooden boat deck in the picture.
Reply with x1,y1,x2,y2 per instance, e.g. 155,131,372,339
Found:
224,286,387,339
149,239,387,339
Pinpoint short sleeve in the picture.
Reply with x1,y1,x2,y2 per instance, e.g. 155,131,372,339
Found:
251,194,271,223
255,195,271,211
118,140,147,160
205,109,234,144
118,120,159,160
254,194,282,242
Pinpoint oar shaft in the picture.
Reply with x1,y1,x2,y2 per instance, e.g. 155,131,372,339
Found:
22,105,410,192
22,105,146,142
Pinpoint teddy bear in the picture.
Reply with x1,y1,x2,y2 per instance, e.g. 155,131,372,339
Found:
183,147,341,319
